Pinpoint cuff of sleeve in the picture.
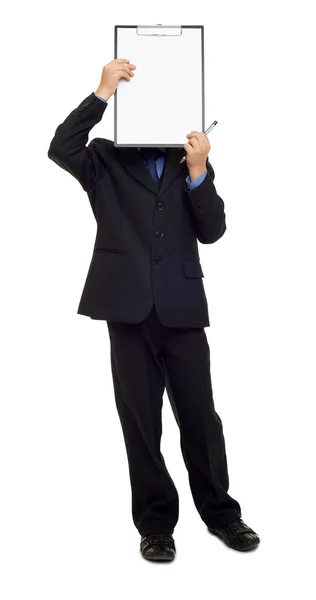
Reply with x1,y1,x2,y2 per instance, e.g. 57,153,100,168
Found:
185,169,207,190
95,95,108,104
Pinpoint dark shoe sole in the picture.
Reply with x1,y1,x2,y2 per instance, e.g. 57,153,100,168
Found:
141,553,175,561
208,528,260,552
227,540,259,552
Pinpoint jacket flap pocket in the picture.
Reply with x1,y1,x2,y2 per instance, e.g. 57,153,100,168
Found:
94,247,127,257
183,260,204,278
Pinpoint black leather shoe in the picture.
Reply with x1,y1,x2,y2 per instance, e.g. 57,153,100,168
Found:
208,518,260,551
140,533,176,561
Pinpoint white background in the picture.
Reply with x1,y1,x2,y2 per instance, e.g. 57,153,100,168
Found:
1,1,316,599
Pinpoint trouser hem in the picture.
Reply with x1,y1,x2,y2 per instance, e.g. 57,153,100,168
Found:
206,512,242,528
139,528,174,536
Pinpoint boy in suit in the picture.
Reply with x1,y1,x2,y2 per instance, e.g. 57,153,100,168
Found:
48,58,260,561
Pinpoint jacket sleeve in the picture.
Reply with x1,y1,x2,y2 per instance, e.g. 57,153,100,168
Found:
184,158,227,244
47,92,108,192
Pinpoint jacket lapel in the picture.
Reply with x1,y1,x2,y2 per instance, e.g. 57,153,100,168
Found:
158,149,188,197
117,147,187,196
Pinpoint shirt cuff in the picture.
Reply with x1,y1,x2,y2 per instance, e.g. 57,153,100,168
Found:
95,95,108,104
185,169,207,190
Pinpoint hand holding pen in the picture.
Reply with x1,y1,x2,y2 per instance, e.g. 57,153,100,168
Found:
180,120,218,164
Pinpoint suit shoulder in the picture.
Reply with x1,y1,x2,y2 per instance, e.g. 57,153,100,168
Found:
87,138,118,164
88,137,114,151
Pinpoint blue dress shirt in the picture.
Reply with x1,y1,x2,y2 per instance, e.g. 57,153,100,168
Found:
95,95,207,189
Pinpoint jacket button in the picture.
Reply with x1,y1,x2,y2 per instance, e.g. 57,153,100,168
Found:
157,202,164,210
155,230,164,238
155,256,162,264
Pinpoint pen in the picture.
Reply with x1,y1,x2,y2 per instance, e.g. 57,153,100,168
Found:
179,120,218,163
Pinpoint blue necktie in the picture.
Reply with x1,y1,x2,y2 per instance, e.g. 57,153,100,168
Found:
140,148,165,183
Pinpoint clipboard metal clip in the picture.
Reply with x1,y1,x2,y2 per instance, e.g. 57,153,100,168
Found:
136,24,182,36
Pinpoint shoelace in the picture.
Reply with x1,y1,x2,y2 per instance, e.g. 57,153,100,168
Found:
141,532,174,549
223,519,256,537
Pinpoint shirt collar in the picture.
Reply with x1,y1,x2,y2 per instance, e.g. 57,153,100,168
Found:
137,147,166,153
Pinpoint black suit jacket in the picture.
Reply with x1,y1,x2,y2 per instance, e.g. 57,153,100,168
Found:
48,92,227,328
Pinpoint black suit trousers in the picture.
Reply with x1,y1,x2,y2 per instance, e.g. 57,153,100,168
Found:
107,303,241,536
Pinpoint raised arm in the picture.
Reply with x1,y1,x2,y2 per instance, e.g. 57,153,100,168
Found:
47,59,136,192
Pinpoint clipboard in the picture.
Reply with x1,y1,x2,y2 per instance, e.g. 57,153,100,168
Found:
114,24,205,147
